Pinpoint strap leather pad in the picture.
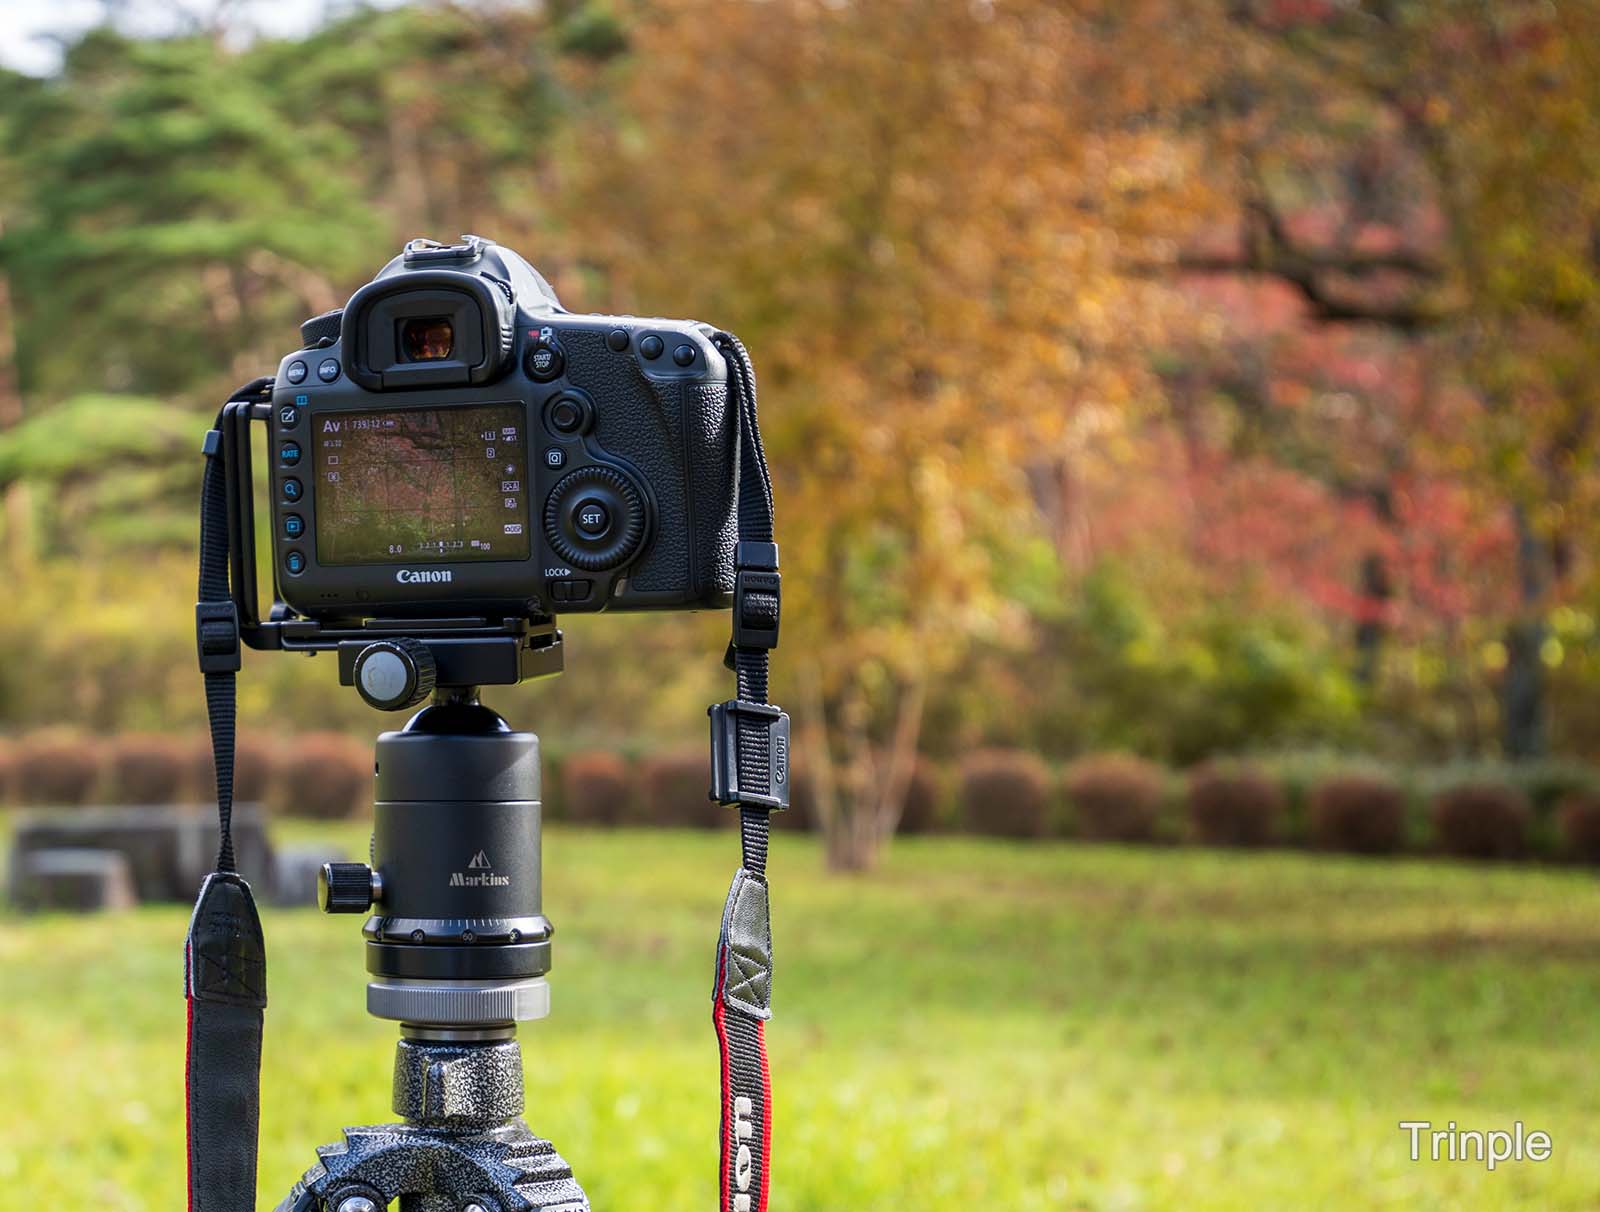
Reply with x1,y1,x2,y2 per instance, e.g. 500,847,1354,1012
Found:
185,871,266,1212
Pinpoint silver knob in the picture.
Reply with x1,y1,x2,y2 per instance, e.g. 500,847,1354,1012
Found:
353,638,436,711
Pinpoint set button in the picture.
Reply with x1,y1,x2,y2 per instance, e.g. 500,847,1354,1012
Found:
284,551,306,575
280,441,302,466
574,499,610,538
283,514,305,540
284,360,308,385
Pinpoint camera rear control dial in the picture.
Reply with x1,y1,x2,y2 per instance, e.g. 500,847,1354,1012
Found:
543,466,646,572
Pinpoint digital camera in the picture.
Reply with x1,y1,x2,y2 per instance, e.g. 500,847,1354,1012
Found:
267,235,738,622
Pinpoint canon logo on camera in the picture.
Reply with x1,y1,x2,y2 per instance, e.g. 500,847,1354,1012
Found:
395,568,453,584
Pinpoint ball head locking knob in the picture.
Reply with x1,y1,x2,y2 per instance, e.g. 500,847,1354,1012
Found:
353,637,437,711
319,861,380,914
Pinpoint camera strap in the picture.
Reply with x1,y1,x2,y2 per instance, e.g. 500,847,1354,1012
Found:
187,378,275,1212
186,339,786,1212
708,331,787,1212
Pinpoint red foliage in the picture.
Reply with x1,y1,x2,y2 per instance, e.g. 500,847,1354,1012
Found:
14,731,103,806
639,748,725,829
897,758,945,834
1557,793,1600,864
1186,763,1284,847
1307,773,1408,854
1431,783,1530,859
1062,754,1167,843
561,751,633,826
275,732,371,820
959,749,1054,838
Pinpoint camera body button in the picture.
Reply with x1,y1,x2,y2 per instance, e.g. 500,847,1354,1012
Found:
285,360,308,385
526,334,565,382
574,499,610,538
317,358,341,383
543,466,646,571
639,335,664,360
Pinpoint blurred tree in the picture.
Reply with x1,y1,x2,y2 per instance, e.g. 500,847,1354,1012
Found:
0,28,376,403
1185,1,1600,757
564,0,1217,867
0,0,1597,797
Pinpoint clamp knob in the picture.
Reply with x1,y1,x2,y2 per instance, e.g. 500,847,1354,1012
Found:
318,862,380,913
353,638,436,711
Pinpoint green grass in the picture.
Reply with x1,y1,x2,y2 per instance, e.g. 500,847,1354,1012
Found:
3,826,1600,1211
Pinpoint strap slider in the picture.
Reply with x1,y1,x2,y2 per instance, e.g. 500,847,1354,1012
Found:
709,699,791,810
731,567,781,653
196,601,242,674
735,540,779,571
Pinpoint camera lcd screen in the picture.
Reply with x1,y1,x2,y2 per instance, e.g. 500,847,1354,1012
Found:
311,403,530,566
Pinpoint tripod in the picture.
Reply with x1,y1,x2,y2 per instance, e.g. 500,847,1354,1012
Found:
277,686,589,1212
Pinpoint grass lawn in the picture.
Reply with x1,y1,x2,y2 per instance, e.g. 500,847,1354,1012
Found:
3,824,1599,1211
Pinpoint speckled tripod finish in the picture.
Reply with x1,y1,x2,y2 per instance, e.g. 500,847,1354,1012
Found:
275,1037,590,1212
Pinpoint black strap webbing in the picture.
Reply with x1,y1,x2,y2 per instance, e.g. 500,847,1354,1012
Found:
709,331,784,1212
187,379,272,1212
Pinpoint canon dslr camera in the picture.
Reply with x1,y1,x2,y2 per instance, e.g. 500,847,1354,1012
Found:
269,234,738,620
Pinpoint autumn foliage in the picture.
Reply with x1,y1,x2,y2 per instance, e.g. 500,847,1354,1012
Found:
1063,754,1168,843
1431,784,1531,860
1306,774,1409,855
959,750,1055,839
1,3,1599,870
1187,764,1285,848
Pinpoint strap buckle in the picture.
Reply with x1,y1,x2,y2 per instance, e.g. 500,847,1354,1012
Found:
196,601,242,674
709,699,791,810
727,542,780,665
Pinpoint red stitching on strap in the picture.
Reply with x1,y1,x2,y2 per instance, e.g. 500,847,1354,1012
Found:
714,948,733,1212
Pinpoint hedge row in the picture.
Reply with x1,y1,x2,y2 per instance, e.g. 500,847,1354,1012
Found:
0,730,372,821
2,731,1598,862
